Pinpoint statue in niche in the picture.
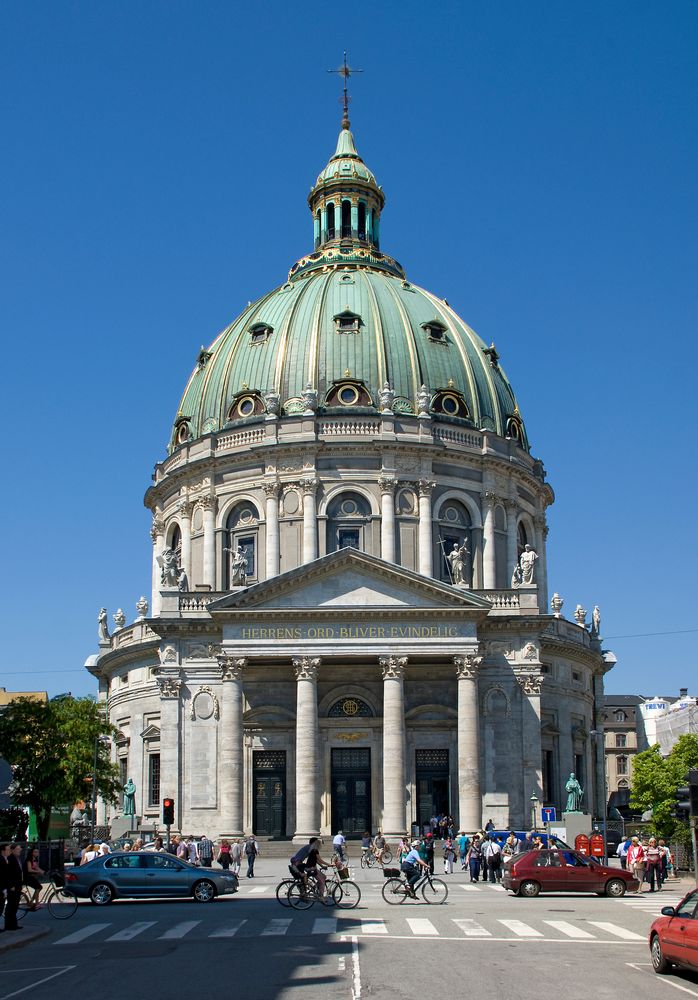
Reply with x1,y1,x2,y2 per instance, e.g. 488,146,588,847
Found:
447,540,470,586
519,544,538,585
565,772,584,813
510,564,522,588
123,778,136,816
224,545,248,587
158,547,180,588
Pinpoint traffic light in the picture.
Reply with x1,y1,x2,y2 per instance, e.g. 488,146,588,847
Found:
163,798,175,825
689,769,698,816
674,785,690,819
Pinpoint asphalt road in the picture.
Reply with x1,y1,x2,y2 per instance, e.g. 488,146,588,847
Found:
0,861,694,1000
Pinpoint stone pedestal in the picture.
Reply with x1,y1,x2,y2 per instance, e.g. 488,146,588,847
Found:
561,812,593,846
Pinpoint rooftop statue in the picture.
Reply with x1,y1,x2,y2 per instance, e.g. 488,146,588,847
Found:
519,544,538,585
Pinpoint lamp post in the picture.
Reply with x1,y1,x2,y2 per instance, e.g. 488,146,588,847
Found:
530,792,539,832
590,729,608,862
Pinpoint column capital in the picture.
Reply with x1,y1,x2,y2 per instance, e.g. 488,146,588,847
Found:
417,479,436,498
201,494,218,512
293,656,320,681
453,653,483,680
299,477,320,495
380,655,407,680
482,490,500,509
533,514,547,531
217,654,247,681
262,480,282,499
151,516,165,542
156,675,182,699
178,500,195,519
516,671,544,697
378,475,398,494
505,497,518,513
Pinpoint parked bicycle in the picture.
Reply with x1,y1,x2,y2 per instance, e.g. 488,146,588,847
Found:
381,867,448,904
17,870,78,920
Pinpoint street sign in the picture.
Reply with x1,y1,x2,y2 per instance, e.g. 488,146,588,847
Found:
541,807,557,823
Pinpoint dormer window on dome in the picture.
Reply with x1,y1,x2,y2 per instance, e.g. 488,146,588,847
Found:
227,390,265,421
325,377,372,408
174,416,191,446
248,323,273,345
334,309,362,334
422,320,449,344
431,386,469,419
506,412,524,442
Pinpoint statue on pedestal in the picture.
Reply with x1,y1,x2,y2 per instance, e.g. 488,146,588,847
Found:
447,540,470,586
123,778,136,817
225,545,248,587
158,547,180,588
565,772,584,813
519,544,538,585
98,608,110,641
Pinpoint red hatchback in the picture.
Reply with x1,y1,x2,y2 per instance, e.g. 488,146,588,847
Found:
649,889,698,975
502,849,638,897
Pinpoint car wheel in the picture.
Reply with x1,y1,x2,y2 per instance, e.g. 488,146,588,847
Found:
651,934,671,974
193,880,216,903
90,882,114,905
518,880,540,898
605,878,626,898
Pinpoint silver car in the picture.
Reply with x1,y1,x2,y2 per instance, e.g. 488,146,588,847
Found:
64,851,239,905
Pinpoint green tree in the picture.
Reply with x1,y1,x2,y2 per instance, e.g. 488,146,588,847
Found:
0,697,120,839
631,734,698,840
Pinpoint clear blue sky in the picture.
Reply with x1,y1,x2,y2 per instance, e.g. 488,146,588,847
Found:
1,1,696,699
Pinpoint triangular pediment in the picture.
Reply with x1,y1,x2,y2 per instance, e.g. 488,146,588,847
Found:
208,548,491,614
140,724,161,741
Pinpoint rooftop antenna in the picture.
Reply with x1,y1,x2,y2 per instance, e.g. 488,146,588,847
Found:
328,51,363,130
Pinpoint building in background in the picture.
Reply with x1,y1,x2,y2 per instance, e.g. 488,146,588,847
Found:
639,689,696,757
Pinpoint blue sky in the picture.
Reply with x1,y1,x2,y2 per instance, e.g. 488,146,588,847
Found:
1,1,696,699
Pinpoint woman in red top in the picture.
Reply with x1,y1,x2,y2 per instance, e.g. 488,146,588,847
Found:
627,837,645,893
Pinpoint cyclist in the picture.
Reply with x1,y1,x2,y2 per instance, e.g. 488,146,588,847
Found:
360,831,373,863
373,830,387,864
401,839,429,897
332,830,347,863
290,837,331,903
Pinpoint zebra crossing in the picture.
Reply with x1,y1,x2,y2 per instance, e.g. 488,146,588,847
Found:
50,914,648,946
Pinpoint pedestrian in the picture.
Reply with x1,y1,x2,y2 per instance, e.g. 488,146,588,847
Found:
80,844,99,865
645,838,662,892
482,835,503,882
198,834,214,868
658,839,671,883
466,834,482,882
176,837,189,862
442,836,455,874
616,837,630,869
502,831,518,864
438,816,448,841
423,833,435,874
332,830,347,863
244,835,259,878
521,831,535,852
484,818,495,833
217,839,232,870
457,830,469,870
186,837,199,866
4,844,23,931
168,835,180,857
0,843,9,928
627,836,645,893
152,837,165,853
231,839,242,875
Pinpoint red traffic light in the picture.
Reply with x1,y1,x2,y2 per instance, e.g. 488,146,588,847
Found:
162,798,175,825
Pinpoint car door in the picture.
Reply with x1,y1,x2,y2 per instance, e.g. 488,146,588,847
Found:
103,854,146,896
143,853,189,896
665,892,698,966
558,850,594,892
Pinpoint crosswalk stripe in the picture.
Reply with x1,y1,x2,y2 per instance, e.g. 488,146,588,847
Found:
498,919,543,938
361,919,388,935
543,920,596,939
248,886,268,894
453,919,491,937
107,921,156,941
261,918,292,936
159,920,201,939
312,918,337,935
460,885,482,892
587,921,644,941
209,919,247,938
54,923,111,945
406,918,438,936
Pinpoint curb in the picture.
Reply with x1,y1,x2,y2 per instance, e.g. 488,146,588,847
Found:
0,927,51,954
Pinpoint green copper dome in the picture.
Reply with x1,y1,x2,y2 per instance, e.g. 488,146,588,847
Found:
169,125,528,454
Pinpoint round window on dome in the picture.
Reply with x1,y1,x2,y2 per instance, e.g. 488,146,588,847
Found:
176,423,190,444
441,394,459,415
237,397,255,417
338,385,359,406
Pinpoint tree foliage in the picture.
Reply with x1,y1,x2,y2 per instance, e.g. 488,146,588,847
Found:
631,734,698,839
0,697,120,839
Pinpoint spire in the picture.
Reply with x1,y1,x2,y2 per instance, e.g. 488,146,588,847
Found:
327,52,363,131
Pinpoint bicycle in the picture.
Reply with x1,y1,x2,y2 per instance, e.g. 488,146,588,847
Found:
282,860,361,910
381,867,448,905
17,870,78,920
360,846,393,868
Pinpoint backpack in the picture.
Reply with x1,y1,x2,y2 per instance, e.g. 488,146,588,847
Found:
245,840,257,856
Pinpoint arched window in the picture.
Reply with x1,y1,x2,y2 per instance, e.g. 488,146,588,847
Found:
436,500,472,585
169,524,182,565
341,200,351,238
224,502,260,588
616,756,628,776
326,492,371,553
617,778,629,789
358,202,366,240
517,521,528,563
328,697,373,718
327,203,335,240
315,210,321,249
614,710,627,723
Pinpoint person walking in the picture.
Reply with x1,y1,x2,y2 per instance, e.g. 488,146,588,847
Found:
502,832,518,864
198,835,214,868
442,836,455,874
244,835,259,878
658,839,671,883
457,831,469,870
423,833,435,874
4,844,23,931
231,839,242,876
482,835,503,883
186,837,199,866
217,840,232,870
627,837,645,892
616,837,631,869
466,835,482,882
176,838,189,862
645,838,662,892
0,843,9,928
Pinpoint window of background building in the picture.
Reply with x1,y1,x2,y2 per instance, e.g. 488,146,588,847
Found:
616,755,628,776
615,734,627,748
148,753,161,807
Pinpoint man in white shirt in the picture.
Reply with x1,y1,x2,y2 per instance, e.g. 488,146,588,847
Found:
482,836,503,883
332,831,346,863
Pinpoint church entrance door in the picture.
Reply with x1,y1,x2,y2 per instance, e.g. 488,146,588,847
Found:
253,751,286,838
416,749,450,829
331,748,371,836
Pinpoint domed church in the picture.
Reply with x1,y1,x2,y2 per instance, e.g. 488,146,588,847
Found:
89,100,614,841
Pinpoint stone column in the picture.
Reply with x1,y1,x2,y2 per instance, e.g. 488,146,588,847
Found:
378,476,397,563
417,480,435,577
482,491,498,589
202,496,217,590
454,652,483,832
380,655,408,837
178,501,194,588
506,499,519,584
218,655,246,837
156,674,182,827
300,478,319,564
151,516,165,616
293,657,321,840
516,670,544,827
263,482,281,579
534,515,548,608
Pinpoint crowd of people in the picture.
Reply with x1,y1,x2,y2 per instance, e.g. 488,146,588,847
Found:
89,834,261,877
618,835,673,892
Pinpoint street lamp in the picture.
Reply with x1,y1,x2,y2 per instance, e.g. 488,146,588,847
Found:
530,793,539,832
590,729,608,862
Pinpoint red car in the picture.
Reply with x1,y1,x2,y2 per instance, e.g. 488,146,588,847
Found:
649,889,698,975
502,849,638,897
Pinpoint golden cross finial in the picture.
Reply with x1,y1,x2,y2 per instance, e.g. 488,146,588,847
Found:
328,52,363,130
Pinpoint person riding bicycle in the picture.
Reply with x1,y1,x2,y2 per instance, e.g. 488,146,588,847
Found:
360,831,373,861
290,837,331,902
373,831,387,863
401,840,429,897
332,830,347,863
